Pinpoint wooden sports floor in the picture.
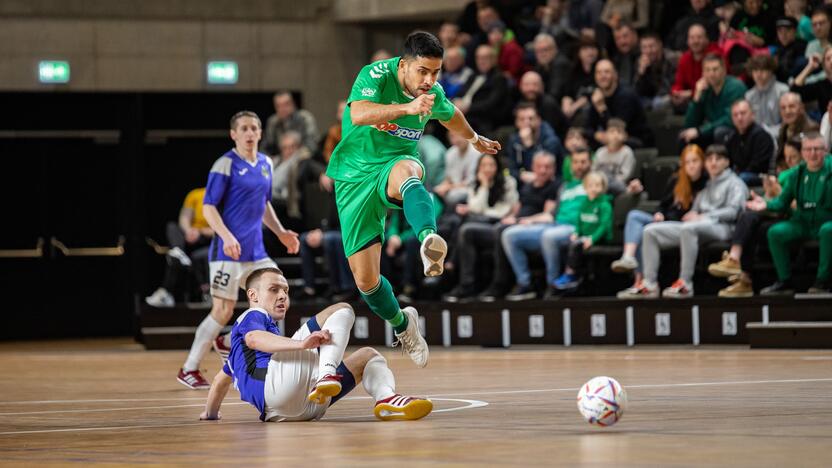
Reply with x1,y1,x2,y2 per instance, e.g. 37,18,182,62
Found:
0,340,830,467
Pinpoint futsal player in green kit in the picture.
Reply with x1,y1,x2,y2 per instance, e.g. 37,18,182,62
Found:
327,31,501,367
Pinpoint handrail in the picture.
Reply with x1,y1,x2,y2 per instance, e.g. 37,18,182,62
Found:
145,237,170,255
50,236,126,257
0,238,45,258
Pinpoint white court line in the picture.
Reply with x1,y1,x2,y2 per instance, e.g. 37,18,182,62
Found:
0,397,208,406
0,402,249,417
0,398,488,436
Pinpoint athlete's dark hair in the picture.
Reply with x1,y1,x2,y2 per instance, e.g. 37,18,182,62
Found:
230,110,262,130
402,31,444,59
245,267,285,290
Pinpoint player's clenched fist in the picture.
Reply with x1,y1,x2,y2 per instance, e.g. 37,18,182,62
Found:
406,93,435,117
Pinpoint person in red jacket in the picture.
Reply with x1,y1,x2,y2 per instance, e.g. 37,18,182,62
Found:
671,22,724,112
487,20,526,83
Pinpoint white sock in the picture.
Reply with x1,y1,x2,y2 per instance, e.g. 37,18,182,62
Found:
362,355,396,401
317,307,355,378
183,315,224,371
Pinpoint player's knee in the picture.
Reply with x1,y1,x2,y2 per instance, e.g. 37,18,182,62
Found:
359,347,383,362
355,276,379,292
819,221,832,238
768,222,787,241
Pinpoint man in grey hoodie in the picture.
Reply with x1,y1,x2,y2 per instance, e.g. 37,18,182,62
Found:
619,144,748,298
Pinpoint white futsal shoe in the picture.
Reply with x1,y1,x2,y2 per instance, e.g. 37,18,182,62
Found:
420,233,447,277
394,306,429,368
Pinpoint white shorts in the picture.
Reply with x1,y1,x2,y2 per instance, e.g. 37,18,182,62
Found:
262,319,326,422
209,258,277,300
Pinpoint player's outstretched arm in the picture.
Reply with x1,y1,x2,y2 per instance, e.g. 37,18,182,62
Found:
244,330,332,354
263,202,299,254
350,95,434,126
440,106,501,155
200,370,232,420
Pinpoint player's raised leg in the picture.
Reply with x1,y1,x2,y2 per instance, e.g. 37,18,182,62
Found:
342,347,433,421
387,159,447,276
306,302,356,404
348,245,429,367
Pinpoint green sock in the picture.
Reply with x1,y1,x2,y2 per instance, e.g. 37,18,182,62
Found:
359,276,408,334
400,176,437,242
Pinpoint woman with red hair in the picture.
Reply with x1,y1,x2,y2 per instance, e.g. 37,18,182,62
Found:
612,144,708,297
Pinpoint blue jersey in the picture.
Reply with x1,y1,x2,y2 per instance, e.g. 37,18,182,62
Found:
222,307,281,421
204,149,273,262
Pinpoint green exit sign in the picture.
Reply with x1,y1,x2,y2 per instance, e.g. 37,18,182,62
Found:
39,61,70,83
207,61,238,85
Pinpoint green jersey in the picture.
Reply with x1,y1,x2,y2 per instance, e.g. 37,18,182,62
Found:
327,56,456,183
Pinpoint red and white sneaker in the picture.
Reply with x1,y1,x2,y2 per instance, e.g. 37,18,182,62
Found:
307,374,343,405
373,394,433,421
616,279,659,299
212,334,231,364
663,279,693,298
177,368,210,390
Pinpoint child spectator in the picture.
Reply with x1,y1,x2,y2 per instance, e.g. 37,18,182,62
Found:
591,118,635,196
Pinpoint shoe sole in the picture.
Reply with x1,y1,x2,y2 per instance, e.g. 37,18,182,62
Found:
708,265,741,278
506,293,536,301
307,382,342,405
718,290,753,298
610,263,636,274
374,399,433,421
176,377,209,390
421,235,447,277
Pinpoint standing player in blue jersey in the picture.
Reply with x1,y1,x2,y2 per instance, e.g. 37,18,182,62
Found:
199,267,433,422
177,111,300,389
327,32,501,368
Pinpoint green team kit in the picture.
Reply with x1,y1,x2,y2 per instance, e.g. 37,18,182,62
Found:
327,56,456,257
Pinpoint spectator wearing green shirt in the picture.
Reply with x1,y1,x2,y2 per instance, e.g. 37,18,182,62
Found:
680,54,747,149
552,171,613,292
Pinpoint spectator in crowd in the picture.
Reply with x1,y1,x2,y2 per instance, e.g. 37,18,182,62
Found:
435,131,481,208
666,0,721,51
708,136,803,297
776,92,818,172
610,23,641,87
560,127,592,184
536,1,580,52
464,5,503,68
601,0,650,31
146,187,214,307
455,44,510,135
745,55,789,136
821,100,832,149
725,100,776,186
774,16,808,82
297,194,355,303
552,171,613,292
440,153,519,277
587,58,654,148
271,131,309,227
561,38,601,123
805,7,831,60
418,131,447,190
620,144,747,298
487,20,526,82
746,131,832,295
612,144,708,297
371,49,393,62
514,70,568,138
591,118,636,196
322,100,346,163
438,46,474,100
784,0,814,42
566,0,605,40
634,32,678,110
261,91,320,157
671,23,723,112
506,102,565,184
729,0,775,47
444,151,559,302
438,20,461,49
680,54,747,147
502,148,591,301
794,46,832,119
384,194,444,303
531,33,572,100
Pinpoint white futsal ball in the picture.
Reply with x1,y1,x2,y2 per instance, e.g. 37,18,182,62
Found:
577,376,627,427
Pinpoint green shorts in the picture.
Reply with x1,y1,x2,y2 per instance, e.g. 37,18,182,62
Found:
334,155,425,257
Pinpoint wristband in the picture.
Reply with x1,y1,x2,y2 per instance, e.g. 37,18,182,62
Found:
467,133,479,144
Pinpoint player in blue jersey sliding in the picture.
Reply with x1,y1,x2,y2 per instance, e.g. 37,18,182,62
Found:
327,31,501,368
199,267,433,422
177,111,300,390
